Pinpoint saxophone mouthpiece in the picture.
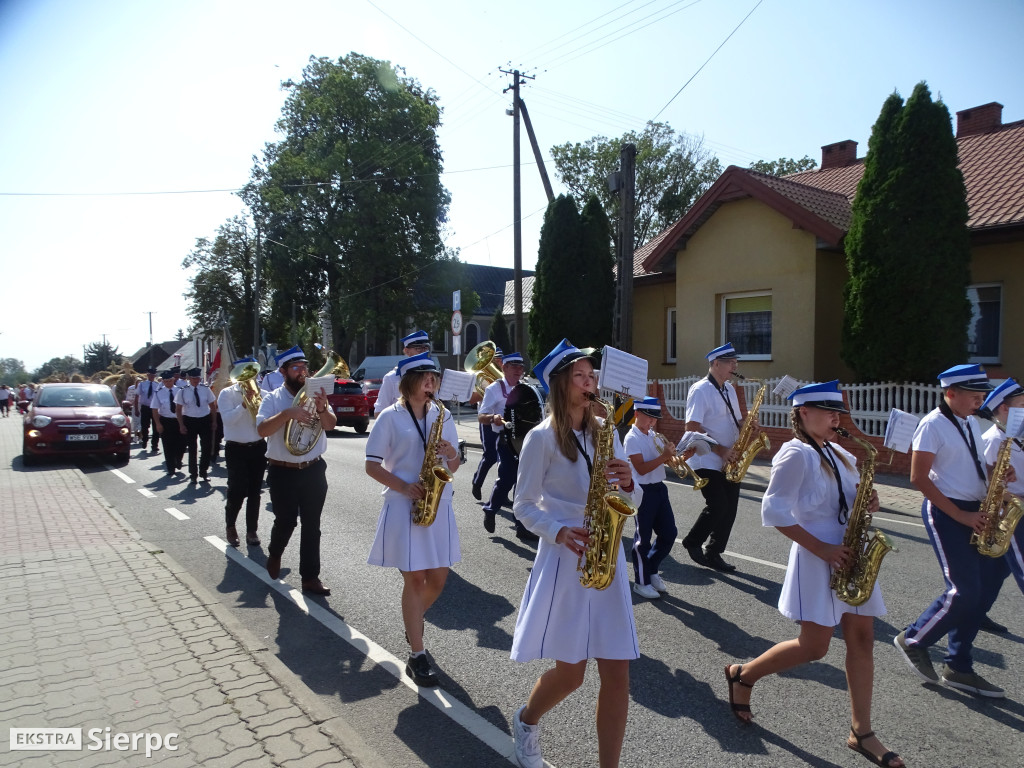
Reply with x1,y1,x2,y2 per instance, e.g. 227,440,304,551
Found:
832,426,851,438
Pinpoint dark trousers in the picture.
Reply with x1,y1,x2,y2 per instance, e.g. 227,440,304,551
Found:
140,407,158,449
0,399,8,415
683,469,740,555
267,458,328,581
472,424,499,491
632,482,677,585
225,440,267,532
905,499,1010,672
484,437,518,514
212,412,224,458
158,416,183,474
183,414,213,479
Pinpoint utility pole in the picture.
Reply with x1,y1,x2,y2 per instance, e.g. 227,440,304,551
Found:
518,98,554,203
143,311,155,347
609,144,637,351
252,223,262,358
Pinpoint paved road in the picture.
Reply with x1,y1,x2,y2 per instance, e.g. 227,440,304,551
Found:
79,419,1024,768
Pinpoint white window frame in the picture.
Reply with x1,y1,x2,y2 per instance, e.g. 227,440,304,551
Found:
721,291,772,361
666,308,677,363
966,282,1002,364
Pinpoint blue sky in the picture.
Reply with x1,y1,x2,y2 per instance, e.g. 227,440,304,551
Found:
1,0,1021,370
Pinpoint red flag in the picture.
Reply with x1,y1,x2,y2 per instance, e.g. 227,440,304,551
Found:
208,347,221,379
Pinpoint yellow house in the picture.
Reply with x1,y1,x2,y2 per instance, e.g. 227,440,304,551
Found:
636,101,1024,382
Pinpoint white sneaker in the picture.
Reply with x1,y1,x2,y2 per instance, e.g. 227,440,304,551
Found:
649,574,668,592
633,582,661,599
512,705,542,768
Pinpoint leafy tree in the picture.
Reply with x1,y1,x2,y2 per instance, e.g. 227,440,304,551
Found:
184,216,263,352
490,306,511,357
528,195,616,363
83,342,122,375
175,329,186,341
34,356,83,380
748,155,818,176
550,122,721,246
0,357,30,386
241,53,449,357
842,82,970,382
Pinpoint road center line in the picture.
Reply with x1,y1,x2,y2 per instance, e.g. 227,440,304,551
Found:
106,467,135,484
137,488,156,498
204,535,550,768
166,508,190,520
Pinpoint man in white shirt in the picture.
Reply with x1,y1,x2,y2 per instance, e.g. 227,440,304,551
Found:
0,384,11,417
176,367,218,484
151,370,184,477
218,357,267,548
136,368,161,451
256,346,336,596
373,330,431,416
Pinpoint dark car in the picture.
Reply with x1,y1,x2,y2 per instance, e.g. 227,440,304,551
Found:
22,383,132,465
326,378,370,434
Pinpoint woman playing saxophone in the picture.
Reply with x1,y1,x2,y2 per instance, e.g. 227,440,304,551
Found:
364,352,462,689
509,340,641,768
723,381,903,768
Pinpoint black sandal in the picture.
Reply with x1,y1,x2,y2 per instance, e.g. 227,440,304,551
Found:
724,664,754,722
848,729,903,767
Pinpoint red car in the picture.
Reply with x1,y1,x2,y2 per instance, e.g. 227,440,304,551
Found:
22,383,132,465
326,378,370,434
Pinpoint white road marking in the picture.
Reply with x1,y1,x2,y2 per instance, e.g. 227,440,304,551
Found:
166,508,189,520
107,467,135,483
873,513,925,529
204,535,551,767
137,488,156,498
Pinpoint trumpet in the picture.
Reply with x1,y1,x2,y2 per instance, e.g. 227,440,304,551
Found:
652,431,708,490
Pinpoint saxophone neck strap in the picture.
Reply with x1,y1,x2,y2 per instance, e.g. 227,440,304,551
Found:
938,399,986,482
800,429,849,524
571,429,593,474
405,403,429,451
707,374,742,430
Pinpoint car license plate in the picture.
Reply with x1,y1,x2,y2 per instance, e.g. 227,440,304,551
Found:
66,434,98,442
337,406,355,413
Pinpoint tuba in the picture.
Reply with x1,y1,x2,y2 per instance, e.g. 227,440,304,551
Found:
412,395,454,526
229,361,262,421
464,341,503,399
283,347,348,455
829,427,897,606
724,375,771,483
578,394,639,590
652,431,708,490
972,424,1024,558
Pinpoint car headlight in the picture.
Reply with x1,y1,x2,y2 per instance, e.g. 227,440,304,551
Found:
32,415,52,428
110,414,127,427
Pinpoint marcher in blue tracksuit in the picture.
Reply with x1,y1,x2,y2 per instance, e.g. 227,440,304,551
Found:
894,364,1011,699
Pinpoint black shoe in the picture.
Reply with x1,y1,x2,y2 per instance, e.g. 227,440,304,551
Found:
684,545,708,567
483,511,496,533
200,472,209,482
979,615,1008,634
472,484,482,501
516,526,539,543
190,475,198,485
705,552,737,572
406,654,439,687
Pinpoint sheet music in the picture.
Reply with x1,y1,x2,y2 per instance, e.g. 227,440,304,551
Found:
884,409,920,454
677,431,719,456
1005,406,1024,439
302,375,335,399
597,347,648,397
438,369,476,403
772,375,800,399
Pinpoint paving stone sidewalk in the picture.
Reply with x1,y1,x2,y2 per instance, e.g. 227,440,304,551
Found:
0,417,363,767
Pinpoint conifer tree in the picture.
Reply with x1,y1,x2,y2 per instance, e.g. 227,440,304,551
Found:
490,306,511,358
529,195,583,364
579,195,616,350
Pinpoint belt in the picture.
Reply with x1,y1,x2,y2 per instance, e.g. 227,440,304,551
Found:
268,456,322,470
226,440,264,447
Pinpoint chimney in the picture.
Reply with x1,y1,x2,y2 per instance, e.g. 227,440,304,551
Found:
956,102,1003,138
820,140,858,170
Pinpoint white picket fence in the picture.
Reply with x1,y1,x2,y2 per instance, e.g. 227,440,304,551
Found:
654,377,945,437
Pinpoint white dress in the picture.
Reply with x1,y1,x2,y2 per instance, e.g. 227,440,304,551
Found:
365,401,461,571
761,438,887,626
510,417,642,663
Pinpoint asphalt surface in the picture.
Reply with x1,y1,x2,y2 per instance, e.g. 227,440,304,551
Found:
19,409,1024,768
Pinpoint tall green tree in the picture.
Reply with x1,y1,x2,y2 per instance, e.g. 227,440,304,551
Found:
184,216,263,354
241,53,450,356
842,83,970,381
550,122,721,246
578,195,615,349
0,357,30,386
34,356,83,380
83,342,122,375
748,155,818,176
490,306,511,357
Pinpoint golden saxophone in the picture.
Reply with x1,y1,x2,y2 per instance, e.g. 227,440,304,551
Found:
652,431,707,490
578,394,639,590
971,425,1024,558
412,395,453,527
284,348,349,455
229,360,262,421
724,375,771,483
829,427,897,606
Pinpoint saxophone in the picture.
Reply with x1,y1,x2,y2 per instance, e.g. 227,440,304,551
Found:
829,427,897,606
971,427,1024,558
652,431,708,490
578,394,639,590
283,348,349,455
724,376,771,483
412,395,454,527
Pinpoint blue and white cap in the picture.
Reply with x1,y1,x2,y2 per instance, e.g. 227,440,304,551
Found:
634,396,663,418
787,380,849,412
398,352,439,377
706,343,739,362
494,347,504,358
533,338,594,394
275,346,307,368
232,356,257,366
401,330,430,347
981,378,1024,414
501,352,525,366
938,364,993,391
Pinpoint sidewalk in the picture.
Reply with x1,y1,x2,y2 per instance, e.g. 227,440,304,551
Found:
0,418,366,767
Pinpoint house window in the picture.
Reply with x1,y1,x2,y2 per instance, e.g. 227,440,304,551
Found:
722,292,772,360
465,322,480,351
666,308,677,363
967,283,1001,363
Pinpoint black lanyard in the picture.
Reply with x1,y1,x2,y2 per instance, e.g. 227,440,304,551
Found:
405,403,428,451
571,429,593,474
938,400,986,482
708,374,742,430
822,443,850,525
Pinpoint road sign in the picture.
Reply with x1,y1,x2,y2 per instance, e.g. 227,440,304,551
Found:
451,310,463,336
